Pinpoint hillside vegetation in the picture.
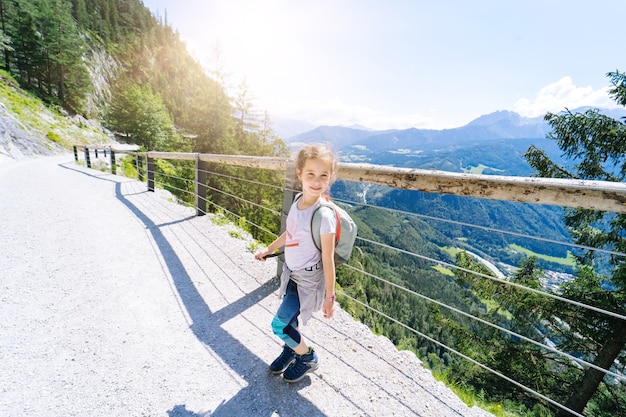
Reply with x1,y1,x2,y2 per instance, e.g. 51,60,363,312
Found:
0,0,286,157
0,70,110,160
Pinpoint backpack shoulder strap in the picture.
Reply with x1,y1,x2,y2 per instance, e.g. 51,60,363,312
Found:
311,197,341,251
324,203,341,243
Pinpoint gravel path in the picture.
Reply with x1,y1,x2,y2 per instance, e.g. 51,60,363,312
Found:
0,155,494,417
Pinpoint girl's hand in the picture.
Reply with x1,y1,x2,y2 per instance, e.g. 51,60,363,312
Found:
255,233,286,262
323,298,335,319
254,251,270,261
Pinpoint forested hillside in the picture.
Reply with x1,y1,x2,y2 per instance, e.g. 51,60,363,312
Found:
0,0,286,157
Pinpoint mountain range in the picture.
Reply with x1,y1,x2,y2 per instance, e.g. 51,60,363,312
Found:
277,107,626,163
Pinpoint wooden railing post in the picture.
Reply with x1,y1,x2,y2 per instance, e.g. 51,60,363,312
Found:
147,155,155,192
276,160,299,276
110,150,116,175
195,153,207,216
84,147,91,168
136,153,143,182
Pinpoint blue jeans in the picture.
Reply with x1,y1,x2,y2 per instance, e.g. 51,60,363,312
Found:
271,279,301,349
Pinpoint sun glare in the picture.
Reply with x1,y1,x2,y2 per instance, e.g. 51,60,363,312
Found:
215,4,297,97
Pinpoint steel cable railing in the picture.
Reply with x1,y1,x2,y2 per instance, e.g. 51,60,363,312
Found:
354,235,626,323
319,205,625,416
200,169,625,417
188,163,626,415
74,146,626,416
194,165,284,238
203,182,281,217
141,158,282,246
339,235,626,413
337,290,586,417
341,247,626,381
335,197,626,259
199,167,286,192
154,174,194,197
195,190,280,240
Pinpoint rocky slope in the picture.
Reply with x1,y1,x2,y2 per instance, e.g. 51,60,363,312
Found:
0,75,114,163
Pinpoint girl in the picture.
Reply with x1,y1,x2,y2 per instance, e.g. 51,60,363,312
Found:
255,144,338,383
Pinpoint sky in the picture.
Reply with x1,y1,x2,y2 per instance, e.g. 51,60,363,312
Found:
141,0,625,130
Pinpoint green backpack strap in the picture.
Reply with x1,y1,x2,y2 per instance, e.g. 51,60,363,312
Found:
293,193,338,252
310,201,340,252
295,193,356,265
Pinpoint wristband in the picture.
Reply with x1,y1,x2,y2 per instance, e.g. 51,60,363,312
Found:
325,295,335,302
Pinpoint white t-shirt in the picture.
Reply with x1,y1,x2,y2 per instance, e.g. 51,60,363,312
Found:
284,199,337,271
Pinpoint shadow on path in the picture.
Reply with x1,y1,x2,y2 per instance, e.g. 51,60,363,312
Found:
59,162,324,415
112,181,326,416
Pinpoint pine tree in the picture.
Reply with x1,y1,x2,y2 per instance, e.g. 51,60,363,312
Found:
524,70,626,417
105,83,176,151
0,0,14,71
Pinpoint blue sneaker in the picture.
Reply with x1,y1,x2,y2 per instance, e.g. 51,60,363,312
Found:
269,345,296,375
283,348,319,383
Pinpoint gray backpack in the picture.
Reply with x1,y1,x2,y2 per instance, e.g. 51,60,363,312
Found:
296,193,358,265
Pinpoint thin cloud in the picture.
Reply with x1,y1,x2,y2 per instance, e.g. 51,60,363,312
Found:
275,97,434,130
514,76,616,117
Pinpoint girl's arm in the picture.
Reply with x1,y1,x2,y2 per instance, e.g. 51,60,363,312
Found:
320,232,336,319
254,232,287,261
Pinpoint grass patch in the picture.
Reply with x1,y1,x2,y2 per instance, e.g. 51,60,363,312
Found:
247,241,261,253
431,368,513,417
508,243,576,267
441,246,463,257
120,155,138,178
432,264,455,276
462,163,505,174
46,131,62,144
228,230,243,240
481,297,514,320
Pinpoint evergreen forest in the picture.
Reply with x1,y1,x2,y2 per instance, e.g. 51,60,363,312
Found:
1,1,625,416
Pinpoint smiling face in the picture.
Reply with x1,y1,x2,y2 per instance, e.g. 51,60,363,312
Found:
297,157,334,200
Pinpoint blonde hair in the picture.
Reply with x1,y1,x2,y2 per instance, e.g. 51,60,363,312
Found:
295,144,338,174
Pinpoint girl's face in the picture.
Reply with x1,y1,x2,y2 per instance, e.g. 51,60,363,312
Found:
297,158,333,199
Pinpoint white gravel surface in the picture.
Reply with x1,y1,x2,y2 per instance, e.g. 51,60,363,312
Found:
0,155,494,417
